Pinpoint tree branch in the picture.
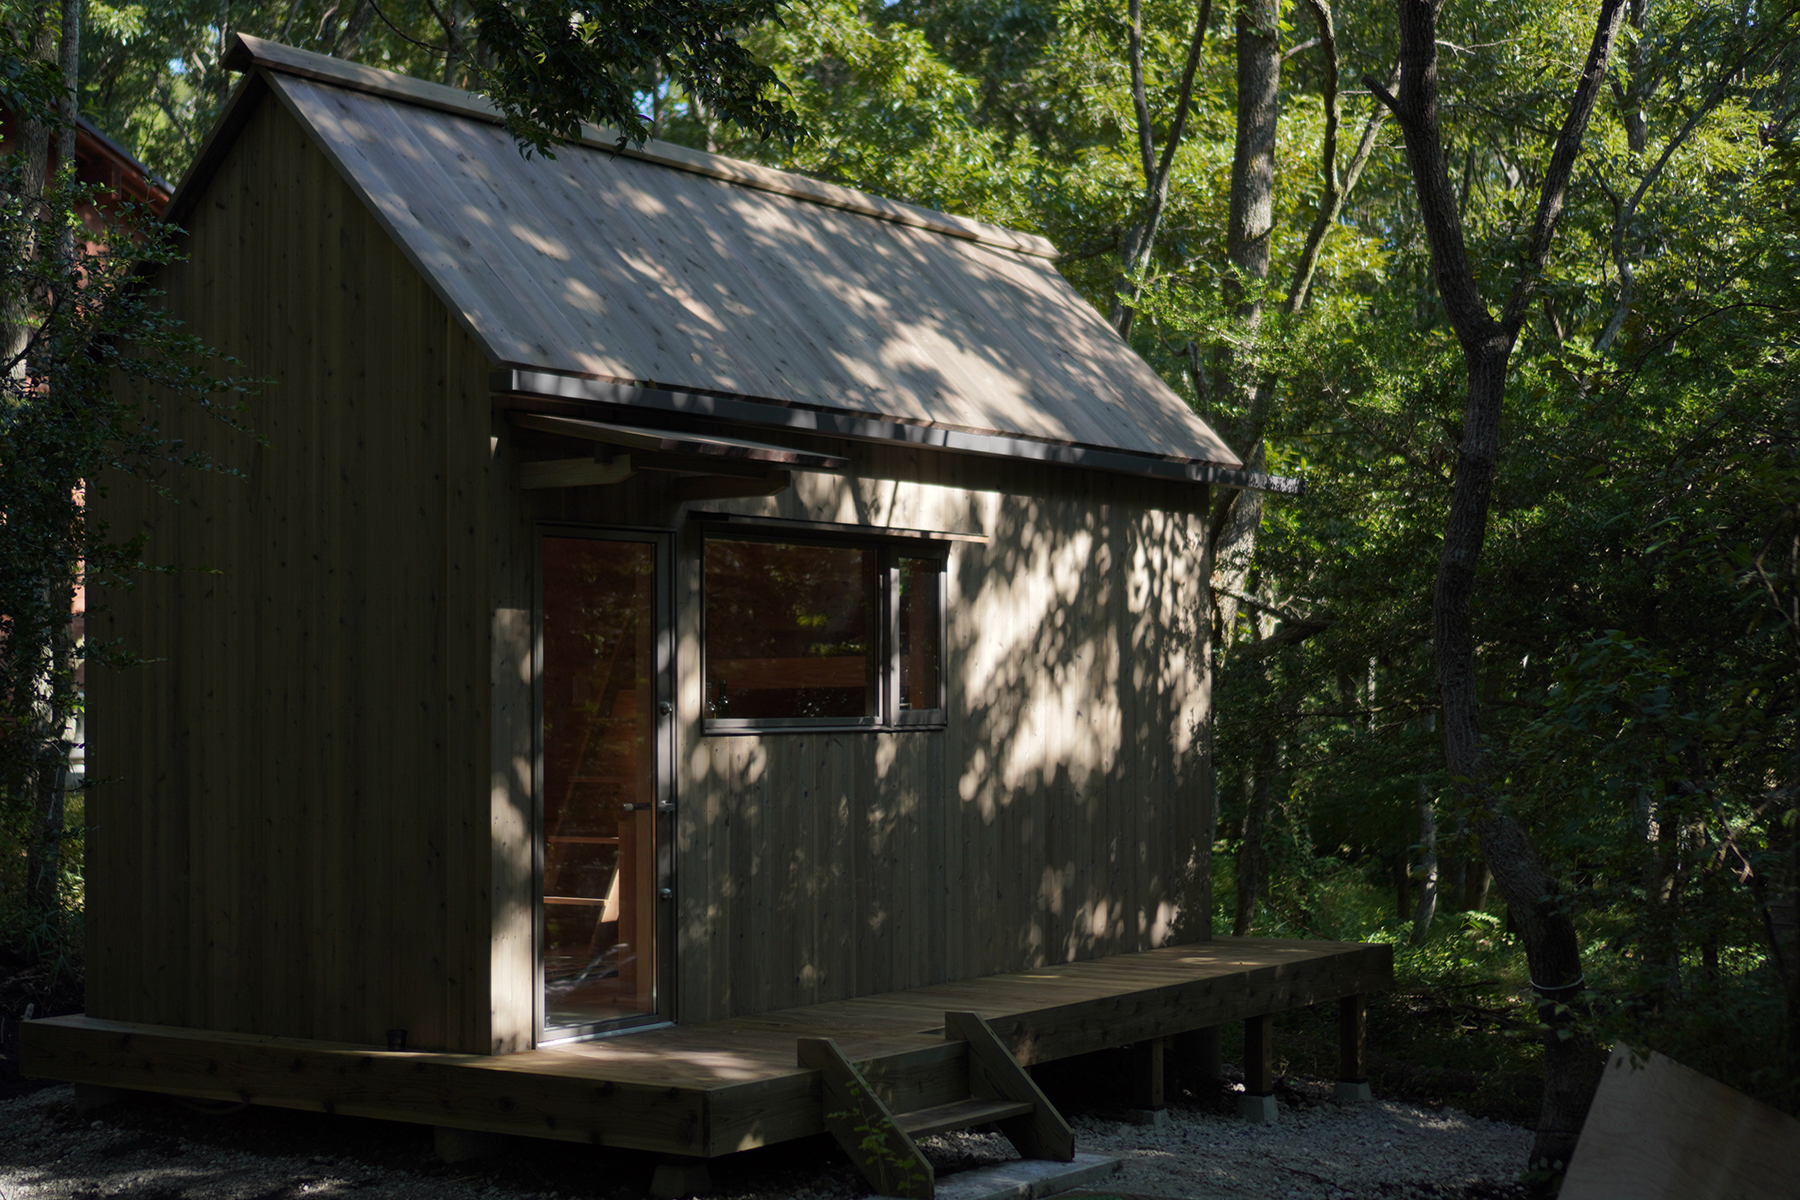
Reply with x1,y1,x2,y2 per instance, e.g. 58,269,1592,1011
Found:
1498,0,1631,335
1387,0,1505,348
1286,3,1398,314
1127,0,1156,184
1112,0,1214,337
1594,8,1800,350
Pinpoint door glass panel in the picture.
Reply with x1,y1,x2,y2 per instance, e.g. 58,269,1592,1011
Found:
542,537,657,1031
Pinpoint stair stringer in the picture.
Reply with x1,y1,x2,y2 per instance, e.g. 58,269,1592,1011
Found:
797,1035,936,1199
943,1010,1076,1162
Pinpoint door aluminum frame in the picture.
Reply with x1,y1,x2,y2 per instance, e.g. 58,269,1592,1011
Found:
532,523,677,1046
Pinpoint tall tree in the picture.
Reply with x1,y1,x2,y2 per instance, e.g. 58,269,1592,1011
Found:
4,0,84,923
466,0,801,155
1369,0,1628,1175
3,0,244,942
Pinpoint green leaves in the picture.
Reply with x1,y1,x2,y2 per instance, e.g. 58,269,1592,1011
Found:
0,21,60,120
0,144,251,926
466,0,801,157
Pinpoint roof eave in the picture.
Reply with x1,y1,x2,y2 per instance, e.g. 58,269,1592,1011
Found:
492,368,1303,495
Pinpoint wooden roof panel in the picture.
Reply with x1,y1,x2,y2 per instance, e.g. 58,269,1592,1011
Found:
264,65,1243,468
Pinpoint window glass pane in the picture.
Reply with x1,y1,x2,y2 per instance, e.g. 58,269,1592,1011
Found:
705,539,873,720
897,556,943,711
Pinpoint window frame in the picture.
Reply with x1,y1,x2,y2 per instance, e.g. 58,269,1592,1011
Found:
700,525,949,735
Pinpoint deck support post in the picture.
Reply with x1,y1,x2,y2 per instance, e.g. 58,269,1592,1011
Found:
73,1084,127,1113
1336,993,1371,1103
648,1156,714,1199
433,1126,506,1163
1238,1013,1276,1123
1124,1037,1165,1110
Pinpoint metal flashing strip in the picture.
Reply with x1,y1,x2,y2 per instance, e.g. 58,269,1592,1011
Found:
692,511,989,544
493,368,1305,496
510,412,850,470
536,1019,675,1049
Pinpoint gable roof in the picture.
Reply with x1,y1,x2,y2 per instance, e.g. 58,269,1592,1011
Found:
183,37,1285,490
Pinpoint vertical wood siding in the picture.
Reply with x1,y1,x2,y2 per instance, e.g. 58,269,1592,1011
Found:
85,94,496,1052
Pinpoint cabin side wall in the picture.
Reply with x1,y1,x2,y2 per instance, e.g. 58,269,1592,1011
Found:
84,92,497,1053
491,427,1215,1029
679,455,1216,1022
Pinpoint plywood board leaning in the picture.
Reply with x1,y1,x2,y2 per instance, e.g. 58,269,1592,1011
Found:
1560,1042,1800,1200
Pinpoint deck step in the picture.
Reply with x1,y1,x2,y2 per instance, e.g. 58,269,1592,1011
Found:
894,1097,1035,1139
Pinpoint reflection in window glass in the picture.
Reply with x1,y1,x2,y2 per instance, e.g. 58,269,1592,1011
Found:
540,537,657,1030
704,540,872,720
897,557,942,711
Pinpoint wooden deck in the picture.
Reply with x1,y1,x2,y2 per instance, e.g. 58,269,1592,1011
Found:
22,938,1390,1158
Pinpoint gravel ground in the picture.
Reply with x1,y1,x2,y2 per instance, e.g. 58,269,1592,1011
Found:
0,1079,1530,1200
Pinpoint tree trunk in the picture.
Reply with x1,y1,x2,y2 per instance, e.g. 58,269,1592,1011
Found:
1372,0,1628,1179
1617,0,1651,155
1209,442,1266,645
1233,737,1275,936
1215,0,1280,453
23,590,73,917
1410,774,1438,944
1464,859,1490,914
3,13,55,367
1640,787,1681,1010
54,0,78,266
1281,4,1397,318
1448,836,1467,912
1789,812,1800,1096
1226,0,1280,323
1202,1,1283,643
21,0,81,925
332,0,375,58
1785,517,1800,1097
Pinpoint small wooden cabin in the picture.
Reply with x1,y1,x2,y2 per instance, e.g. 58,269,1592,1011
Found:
27,36,1386,1183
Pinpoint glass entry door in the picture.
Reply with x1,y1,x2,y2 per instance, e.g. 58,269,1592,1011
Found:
539,533,668,1037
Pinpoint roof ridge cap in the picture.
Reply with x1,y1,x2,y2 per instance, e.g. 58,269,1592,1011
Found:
224,34,1059,259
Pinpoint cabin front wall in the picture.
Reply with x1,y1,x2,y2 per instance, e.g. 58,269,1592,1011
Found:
491,424,1217,1032
85,89,498,1054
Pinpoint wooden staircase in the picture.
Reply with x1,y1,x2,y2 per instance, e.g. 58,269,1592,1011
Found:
798,1011,1074,1199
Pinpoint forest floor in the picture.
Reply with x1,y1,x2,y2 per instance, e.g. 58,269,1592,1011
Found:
0,1072,1531,1200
